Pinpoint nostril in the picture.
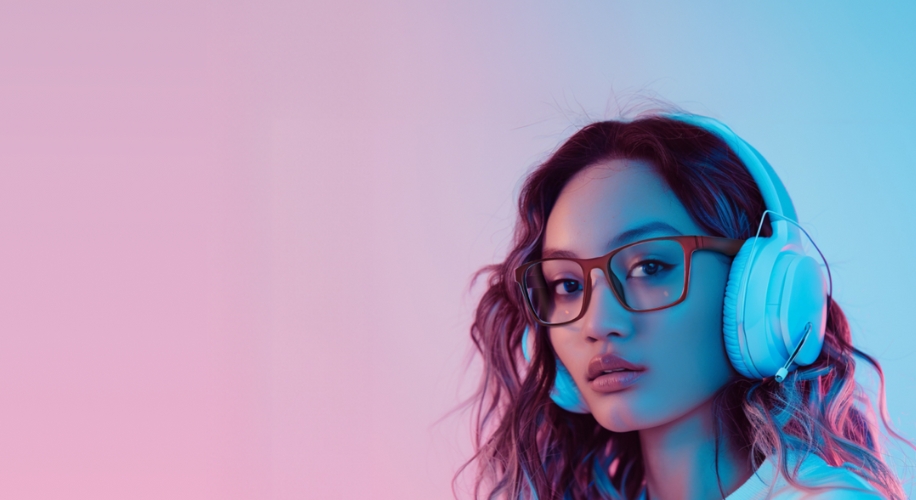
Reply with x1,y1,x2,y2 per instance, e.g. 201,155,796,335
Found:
585,329,624,343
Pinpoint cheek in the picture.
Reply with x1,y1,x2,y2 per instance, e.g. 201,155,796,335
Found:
548,328,589,380
640,254,735,397
608,255,735,430
668,257,727,344
645,277,730,381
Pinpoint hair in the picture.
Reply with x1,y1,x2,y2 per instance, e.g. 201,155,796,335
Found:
457,114,910,499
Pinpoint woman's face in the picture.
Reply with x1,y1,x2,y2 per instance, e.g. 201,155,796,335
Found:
544,158,737,432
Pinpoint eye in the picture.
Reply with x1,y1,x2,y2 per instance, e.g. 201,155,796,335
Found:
629,260,667,278
553,279,583,295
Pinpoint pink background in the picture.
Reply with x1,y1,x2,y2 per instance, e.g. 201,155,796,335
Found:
2,2,915,499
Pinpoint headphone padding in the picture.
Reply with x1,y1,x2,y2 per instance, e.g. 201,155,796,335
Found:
723,240,756,378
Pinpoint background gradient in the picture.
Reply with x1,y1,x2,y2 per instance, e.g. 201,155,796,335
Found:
1,1,915,498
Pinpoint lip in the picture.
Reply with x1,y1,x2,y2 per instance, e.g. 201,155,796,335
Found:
586,353,646,393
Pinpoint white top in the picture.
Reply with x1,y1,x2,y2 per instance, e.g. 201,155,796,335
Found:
725,453,884,499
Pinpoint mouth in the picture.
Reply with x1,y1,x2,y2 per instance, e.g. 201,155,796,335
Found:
586,353,646,393
586,353,646,381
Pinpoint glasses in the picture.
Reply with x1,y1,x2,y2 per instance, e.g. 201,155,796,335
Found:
515,236,744,326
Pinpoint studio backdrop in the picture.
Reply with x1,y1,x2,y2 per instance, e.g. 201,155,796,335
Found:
1,1,914,499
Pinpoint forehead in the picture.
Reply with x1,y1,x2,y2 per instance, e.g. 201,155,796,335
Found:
544,158,706,257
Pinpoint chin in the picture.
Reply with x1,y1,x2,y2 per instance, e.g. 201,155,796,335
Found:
588,397,648,433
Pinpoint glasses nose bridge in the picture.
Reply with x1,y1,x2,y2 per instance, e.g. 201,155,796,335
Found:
580,254,616,294
577,255,630,322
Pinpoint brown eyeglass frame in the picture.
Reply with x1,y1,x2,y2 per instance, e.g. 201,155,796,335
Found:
515,235,745,326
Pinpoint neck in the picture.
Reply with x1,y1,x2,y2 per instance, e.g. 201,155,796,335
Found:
638,397,752,500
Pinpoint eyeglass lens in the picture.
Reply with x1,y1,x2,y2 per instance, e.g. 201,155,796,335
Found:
523,239,687,324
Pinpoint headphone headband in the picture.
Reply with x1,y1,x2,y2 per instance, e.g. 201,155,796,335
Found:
666,114,799,229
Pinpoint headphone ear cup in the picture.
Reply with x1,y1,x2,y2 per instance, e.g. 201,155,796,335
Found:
552,360,589,413
723,240,757,378
724,234,829,380
774,253,828,368
521,326,589,413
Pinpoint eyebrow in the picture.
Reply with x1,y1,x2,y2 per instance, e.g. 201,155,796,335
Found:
541,221,683,259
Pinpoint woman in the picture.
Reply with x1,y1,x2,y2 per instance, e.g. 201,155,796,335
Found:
461,112,910,499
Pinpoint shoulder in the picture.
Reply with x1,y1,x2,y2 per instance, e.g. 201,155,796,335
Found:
727,453,886,500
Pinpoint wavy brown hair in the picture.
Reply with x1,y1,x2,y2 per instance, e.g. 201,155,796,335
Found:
456,114,909,499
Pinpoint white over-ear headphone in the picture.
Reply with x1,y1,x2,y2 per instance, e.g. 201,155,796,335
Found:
521,114,830,414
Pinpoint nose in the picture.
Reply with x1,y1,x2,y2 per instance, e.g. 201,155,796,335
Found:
580,267,634,341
